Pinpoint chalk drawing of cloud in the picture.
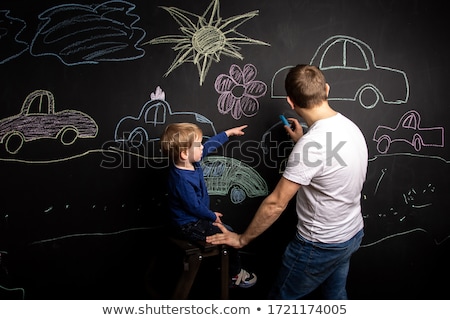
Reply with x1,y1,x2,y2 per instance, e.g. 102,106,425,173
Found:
29,1,146,65
0,10,29,64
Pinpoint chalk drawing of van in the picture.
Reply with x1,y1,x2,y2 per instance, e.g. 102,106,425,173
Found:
201,156,268,204
271,35,409,109
114,98,216,149
373,110,444,154
0,89,98,154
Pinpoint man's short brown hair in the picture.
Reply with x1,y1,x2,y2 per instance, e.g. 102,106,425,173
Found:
285,64,328,108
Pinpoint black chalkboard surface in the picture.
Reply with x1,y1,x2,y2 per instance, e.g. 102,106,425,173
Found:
0,0,449,299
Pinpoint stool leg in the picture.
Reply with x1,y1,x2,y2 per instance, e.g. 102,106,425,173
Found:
220,246,229,300
172,253,202,299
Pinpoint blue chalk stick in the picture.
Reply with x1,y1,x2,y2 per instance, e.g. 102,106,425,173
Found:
279,114,289,126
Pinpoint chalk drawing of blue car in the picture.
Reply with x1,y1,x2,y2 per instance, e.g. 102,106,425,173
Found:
114,98,216,149
272,35,409,109
373,110,444,154
0,89,98,154
201,156,268,204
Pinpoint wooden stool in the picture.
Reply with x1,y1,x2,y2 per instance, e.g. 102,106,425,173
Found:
169,237,229,299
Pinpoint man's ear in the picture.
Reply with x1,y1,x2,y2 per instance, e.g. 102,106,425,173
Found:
325,83,330,97
286,96,295,109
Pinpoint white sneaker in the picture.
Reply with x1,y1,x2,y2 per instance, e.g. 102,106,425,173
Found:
231,268,257,288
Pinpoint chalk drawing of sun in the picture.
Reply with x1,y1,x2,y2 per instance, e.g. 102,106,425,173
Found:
145,0,270,85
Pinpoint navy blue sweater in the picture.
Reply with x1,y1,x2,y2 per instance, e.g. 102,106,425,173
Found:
167,131,228,226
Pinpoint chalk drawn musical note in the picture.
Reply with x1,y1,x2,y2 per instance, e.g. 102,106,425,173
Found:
271,35,409,109
144,0,270,86
373,110,444,154
214,64,267,120
0,10,28,64
0,90,98,154
29,1,146,65
201,156,268,204
114,86,216,149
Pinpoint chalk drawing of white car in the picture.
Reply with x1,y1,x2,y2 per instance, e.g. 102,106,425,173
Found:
201,156,268,204
272,35,409,109
0,90,98,154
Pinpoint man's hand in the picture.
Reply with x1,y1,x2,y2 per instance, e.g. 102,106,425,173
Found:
206,223,245,249
284,118,304,143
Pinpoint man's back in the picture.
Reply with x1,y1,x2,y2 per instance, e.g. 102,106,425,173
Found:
283,113,368,243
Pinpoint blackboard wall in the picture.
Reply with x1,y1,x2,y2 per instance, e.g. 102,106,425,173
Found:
0,0,449,299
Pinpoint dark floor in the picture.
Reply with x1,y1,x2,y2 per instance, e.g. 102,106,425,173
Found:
1,225,449,300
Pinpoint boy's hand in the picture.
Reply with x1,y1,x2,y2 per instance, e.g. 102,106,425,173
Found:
214,211,223,224
225,125,248,137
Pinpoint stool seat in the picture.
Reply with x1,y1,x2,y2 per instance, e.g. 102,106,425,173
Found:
168,236,229,299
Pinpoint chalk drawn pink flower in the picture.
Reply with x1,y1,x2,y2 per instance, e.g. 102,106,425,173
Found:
215,64,267,120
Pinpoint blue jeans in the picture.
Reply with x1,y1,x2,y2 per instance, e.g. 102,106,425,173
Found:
268,229,363,300
178,219,234,242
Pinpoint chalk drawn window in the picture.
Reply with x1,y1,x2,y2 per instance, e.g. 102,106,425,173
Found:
320,39,368,70
402,113,417,129
145,104,165,125
28,93,50,114
345,42,368,70
321,40,344,68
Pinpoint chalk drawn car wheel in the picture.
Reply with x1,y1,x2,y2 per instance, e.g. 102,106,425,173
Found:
128,129,146,148
358,85,380,109
59,127,78,145
4,131,24,154
412,134,423,152
230,185,246,204
376,135,391,154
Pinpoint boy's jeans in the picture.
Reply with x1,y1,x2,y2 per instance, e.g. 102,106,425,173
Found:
178,219,241,276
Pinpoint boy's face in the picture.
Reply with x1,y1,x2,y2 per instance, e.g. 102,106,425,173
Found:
187,135,203,163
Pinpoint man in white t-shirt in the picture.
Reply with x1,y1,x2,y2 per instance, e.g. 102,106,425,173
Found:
207,64,368,299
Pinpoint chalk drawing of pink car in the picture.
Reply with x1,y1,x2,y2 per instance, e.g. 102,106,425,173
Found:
0,90,98,154
372,110,444,154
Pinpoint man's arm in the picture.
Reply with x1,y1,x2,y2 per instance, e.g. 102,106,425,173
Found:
206,176,300,248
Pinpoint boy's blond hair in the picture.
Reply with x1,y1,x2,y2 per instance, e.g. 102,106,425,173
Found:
160,123,202,161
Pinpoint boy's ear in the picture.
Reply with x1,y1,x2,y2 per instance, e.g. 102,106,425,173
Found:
180,149,188,160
